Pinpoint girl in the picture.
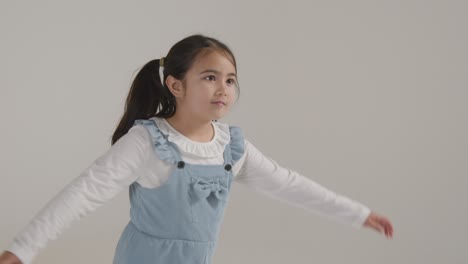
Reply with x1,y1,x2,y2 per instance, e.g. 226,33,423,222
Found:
0,34,393,264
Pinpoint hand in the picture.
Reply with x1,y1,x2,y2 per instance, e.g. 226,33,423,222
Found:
363,211,394,239
0,251,22,264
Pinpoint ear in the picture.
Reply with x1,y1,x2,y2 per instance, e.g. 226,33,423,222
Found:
165,75,185,99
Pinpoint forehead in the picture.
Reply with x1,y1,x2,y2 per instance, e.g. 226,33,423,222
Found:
190,50,236,74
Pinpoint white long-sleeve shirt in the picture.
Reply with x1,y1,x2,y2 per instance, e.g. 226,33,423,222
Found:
7,117,371,264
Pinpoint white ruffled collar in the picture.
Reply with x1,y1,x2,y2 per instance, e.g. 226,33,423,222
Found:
150,117,231,158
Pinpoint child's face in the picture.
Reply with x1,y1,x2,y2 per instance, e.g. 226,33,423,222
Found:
178,51,238,122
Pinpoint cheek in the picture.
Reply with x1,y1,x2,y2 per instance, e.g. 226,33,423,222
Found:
188,93,209,108
229,87,237,100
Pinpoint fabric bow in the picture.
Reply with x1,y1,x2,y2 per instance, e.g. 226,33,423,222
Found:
191,178,228,201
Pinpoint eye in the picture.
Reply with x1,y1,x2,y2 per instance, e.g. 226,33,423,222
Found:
227,78,237,85
204,75,216,81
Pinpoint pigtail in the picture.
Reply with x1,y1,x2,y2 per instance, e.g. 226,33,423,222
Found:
111,58,175,145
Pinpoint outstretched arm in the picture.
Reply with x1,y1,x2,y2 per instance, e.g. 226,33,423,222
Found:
234,139,393,237
3,125,153,264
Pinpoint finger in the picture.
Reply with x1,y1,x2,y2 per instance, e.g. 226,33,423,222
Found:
380,218,393,237
384,224,393,238
375,216,392,236
370,219,385,234
372,214,394,238
379,220,389,236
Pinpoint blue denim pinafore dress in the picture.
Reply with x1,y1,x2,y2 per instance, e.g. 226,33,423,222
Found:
113,118,245,264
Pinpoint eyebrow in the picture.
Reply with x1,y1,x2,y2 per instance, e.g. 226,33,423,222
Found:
199,69,237,78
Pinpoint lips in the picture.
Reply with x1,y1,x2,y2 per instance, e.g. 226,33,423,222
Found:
212,100,225,105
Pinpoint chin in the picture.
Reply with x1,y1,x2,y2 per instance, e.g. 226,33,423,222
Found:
211,113,226,121
208,108,230,121
211,116,223,121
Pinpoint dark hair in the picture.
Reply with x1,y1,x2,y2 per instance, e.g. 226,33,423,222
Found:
111,34,240,145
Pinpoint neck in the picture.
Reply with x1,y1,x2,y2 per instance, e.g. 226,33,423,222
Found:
165,114,214,143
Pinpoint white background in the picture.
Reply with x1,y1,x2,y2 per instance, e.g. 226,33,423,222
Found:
1,0,467,263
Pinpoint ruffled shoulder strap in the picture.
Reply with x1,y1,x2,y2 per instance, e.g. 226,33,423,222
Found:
133,119,179,165
228,125,245,164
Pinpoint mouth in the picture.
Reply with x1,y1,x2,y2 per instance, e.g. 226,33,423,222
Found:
212,101,226,106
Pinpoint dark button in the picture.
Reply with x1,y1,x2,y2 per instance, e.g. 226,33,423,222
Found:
224,164,232,171
177,161,185,169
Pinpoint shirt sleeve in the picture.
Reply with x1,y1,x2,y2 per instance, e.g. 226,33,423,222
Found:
234,139,371,229
7,125,153,264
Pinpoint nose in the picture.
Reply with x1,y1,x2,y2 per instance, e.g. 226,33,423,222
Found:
216,81,229,95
